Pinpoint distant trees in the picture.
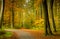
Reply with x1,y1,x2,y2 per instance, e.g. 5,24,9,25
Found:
0,0,57,32
0,0,15,28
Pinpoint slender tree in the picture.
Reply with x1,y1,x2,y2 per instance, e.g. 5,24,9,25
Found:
43,0,53,35
40,3,43,18
11,0,14,28
0,0,5,28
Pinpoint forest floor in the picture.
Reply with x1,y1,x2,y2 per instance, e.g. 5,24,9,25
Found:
5,29,60,39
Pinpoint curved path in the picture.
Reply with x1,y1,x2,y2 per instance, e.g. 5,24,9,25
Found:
5,29,35,39
5,29,60,39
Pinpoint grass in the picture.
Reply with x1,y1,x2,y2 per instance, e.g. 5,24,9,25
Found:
0,29,13,39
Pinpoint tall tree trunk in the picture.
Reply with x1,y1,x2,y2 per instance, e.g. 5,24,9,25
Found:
40,4,42,18
12,8,14,28
11,0,14,28
50,0,57,32
43,0,53,35
0,0,5,28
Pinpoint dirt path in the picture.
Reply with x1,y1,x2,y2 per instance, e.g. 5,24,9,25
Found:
5,29,35,39
5,29,60,39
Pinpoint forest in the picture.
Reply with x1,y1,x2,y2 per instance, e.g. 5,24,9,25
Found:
0,0,60,39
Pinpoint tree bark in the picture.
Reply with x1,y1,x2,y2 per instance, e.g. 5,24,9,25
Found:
50,0,57,32
0,0,5,28
11,0,14,28
43,0,53,35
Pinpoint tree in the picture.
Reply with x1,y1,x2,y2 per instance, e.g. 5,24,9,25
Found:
11,0,14,28
50,0,57,32
0,0,5,28
43,0,53,35
40,4,42,18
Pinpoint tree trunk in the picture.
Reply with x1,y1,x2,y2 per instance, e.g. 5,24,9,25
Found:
0,0,5,28
43,0,53,35
40,4,42,18
11,0,14,28
12,8,14,28
50,0,57,32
